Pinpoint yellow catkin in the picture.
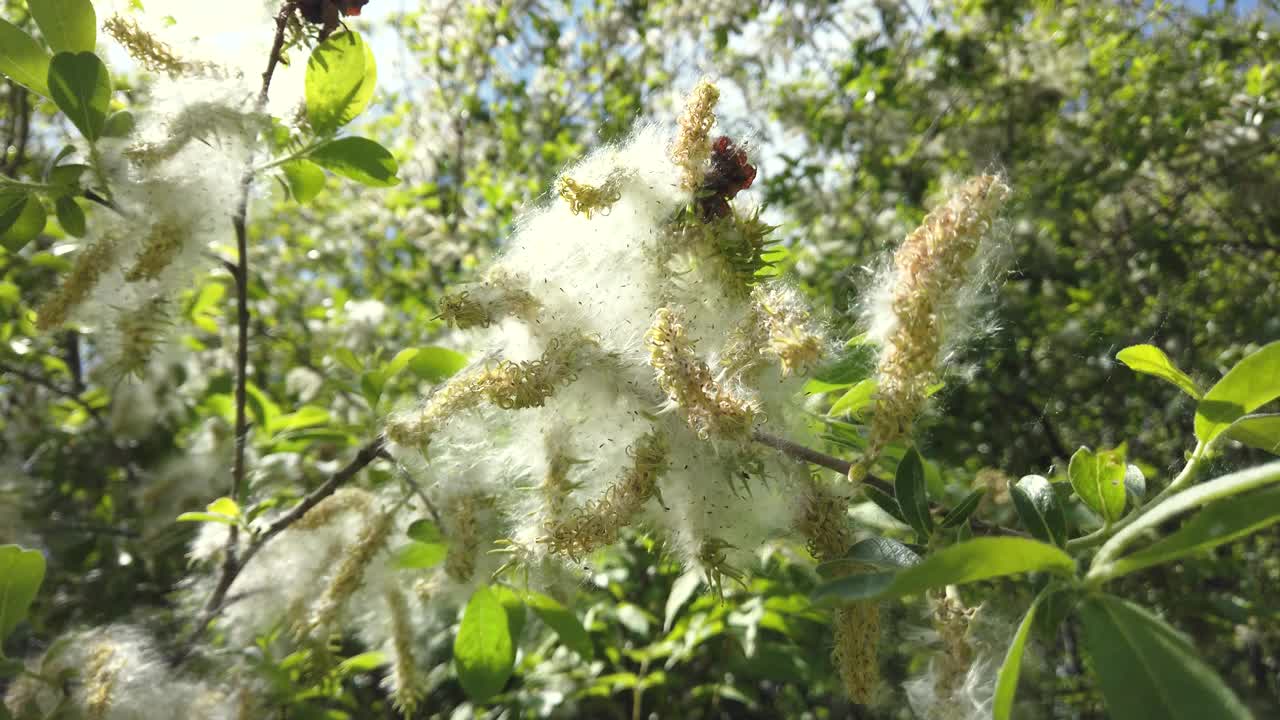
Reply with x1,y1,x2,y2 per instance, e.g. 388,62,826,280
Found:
302,510,396,638
385,586,422,714
541,433,578,522
123,219,185,282
931,591,976,701
444,494,482,582
851,174,1010,482
107,296,170,377
753,285,824,376
558,172,624,218
386,335,593,448
794,477,880,704
102,15,193,76
438,270,541,329
647,307,757,439
84,642,119,720
36,237,117,331
293,488,376,530
670,78,720,191
540,431,667,559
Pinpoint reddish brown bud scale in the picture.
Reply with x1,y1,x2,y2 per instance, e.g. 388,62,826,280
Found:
698,135,758,220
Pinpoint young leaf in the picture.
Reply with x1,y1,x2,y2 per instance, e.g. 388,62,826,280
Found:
525,591,593,659
1124,464,1147,507
281,159,326,203
1,196,47,252
393,541,446,569
1195,340,1280,446
175,512,237,525
305,31,377,135
55,196,85,237
102,110,134,138
454,586,515,703
894,447,933,538
0,545,46,649
47,51,111,141
407,519,443,544
812,537,1075,605
0,20,52,97
1106,485,1280,579
993,590,1045,720
488,585,526,645
1116,344,1201,399
1011,475,1067,546
663,570,700,632
940,487,986,529
29,0,97,54
1078,594,1250,719
410,346,468,382
206,496,241,519
1223,413,1280,455
1069,446,1126,523
828,379,876,418
310,137,400,187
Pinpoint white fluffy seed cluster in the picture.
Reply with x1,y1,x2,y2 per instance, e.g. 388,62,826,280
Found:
385,80,836,599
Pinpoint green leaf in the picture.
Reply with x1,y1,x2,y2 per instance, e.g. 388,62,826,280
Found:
862,483,907,524
993,590,1045,720
54,196,85,237
1116,344,1201,399
828,379,876,418
488,585,526,645
175,511,236,525
305,31,377,135
0,193,25,236
47,163,88,189
1,196,46,252
393,541,446,569
0,545,46,649
1069,446,1127,523
663,570,700,632
268,405,330,434
1011,475,1067,546
1195,341,1280,445
47,51,111,141
310,136,399,187
1223,413,1280,455
407,519,442,544
102,110,135,138
281,159,326,203
812,537,1074,605
526,591,593,659
30,0,97,53
1078,594,1250,719
206,496,241,519
409,346,468,382
894,448,932,538
940,488,986,529
337,651,388,675
454,586,514,703
844,536,922,569
0,20,51,97
1108,485,1280,578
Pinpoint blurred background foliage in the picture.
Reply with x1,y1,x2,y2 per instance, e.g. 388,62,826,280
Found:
1,0,1278,717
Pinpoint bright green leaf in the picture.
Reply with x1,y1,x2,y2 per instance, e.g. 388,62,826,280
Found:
281,159,326,203
812,537,1074,605
828,379,876,418
409,346,468,382
54,196,85,237
1108,485,1280,578
1116,344,1201,399
305,31,377,135
206,496,241,519
310,136,399,187
0,20,51,97
30,0,97,53
268,405,330,433
407,519,442,544
894,448,932,538
454,586,514,703
175,512,236,525
0,545,46,648
526,591,593,658
1078,594,1249,719
1223,413,1280,455
1195,341,1280,445
47,51,111,141
1069,446,1127,523
337,651,388,675
489,585,526,643
1,196,46,252
393,541,446,569
993,590,1045,720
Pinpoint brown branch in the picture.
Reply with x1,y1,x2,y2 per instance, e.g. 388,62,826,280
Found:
181,435,386,657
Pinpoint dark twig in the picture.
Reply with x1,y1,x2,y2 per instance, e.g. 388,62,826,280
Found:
751,429,1025,537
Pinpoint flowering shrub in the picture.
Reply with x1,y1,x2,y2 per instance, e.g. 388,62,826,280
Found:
2,1,1279,719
